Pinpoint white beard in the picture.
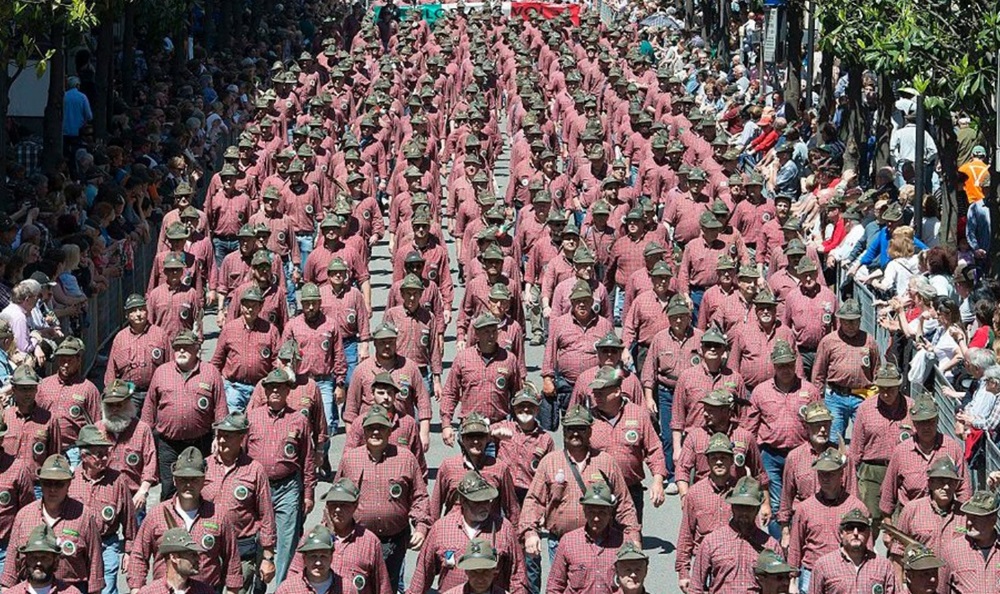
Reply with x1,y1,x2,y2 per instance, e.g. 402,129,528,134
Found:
102,401,137,434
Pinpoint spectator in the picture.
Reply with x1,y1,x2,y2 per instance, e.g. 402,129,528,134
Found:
62,76,93,159
920,246,959,301
955,365,1000,458
0,279,44,363
871,226,919,297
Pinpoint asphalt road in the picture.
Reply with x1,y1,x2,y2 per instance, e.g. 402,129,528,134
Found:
124,122,685,593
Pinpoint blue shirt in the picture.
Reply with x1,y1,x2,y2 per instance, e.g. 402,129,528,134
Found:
860,225,929,269
966,200,991,252
62,88,93,136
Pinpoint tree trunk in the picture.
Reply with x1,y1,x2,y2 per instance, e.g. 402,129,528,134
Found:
872,74,894,172
42,25,66,173
122,1,137,104
840,63,864,173
784,0,803,117
0,66,10,202
932,114,960,248
94,14,115,138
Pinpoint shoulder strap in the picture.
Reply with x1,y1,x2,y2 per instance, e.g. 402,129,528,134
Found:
563,449,588,496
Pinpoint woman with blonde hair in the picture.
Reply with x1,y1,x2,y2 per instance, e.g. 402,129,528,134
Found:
873,225,919,296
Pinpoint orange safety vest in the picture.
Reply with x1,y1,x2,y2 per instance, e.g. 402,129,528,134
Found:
959,159,990,201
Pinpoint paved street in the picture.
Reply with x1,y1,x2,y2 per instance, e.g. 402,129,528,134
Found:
127,121,684,593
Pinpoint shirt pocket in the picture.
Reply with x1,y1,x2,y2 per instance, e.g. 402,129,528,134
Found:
567,564,589,590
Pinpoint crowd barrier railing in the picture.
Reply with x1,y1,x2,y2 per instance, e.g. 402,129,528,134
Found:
842,270,1000,489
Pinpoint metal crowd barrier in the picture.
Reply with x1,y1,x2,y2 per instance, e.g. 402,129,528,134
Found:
82,238,158,376
841,270,1000,489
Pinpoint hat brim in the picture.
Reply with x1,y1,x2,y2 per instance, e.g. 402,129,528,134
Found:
53,348,82,357
835,312,862,320
874,378,902,388
726,495,763,507
362,417,394,429
562,420,593,428
461,486,500,502
19,544,61,554
804,414,834,424
458,558,499,571
36,470,73,481
927,470,960,480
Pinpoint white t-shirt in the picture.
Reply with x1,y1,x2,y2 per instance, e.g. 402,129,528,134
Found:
880,255,920,297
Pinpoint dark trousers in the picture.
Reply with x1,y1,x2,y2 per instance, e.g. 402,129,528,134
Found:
629,483,645,526
539,373,572,431
379,529,410,592
800,348,817,382
155,433,213,498
131,390,148,417
237,536,264,594
515,487,541,594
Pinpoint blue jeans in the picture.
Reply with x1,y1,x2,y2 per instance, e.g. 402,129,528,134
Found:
343,339,359,386
689,288,706,327
213,237,240,270
525,551,541,594
102,534,123,594
548,535,561,563
283,258,298,315
657,385,676,482
270,475,303,583
296,234,315,274
799,568,812,592
613,285,625,324
0,538,7,575
539,373,572,432
419,366,434,399
760,446,788,540
225,380,255,412
315,375,339,437
825,388,863,445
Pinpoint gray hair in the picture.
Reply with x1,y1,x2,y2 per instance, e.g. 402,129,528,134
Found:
967,348,997,372
11,280,40,304
67,76,81,89
910,276,938,303
982,365,1000,384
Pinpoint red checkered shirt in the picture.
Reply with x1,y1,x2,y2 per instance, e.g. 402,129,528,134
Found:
622,290,672,348
848,397,912,468
781,286,838,353
246,404,316,502
225,280,289,333
676,476,738,580
746,378,820,451
518,448,640,541
275,569,344,594
729,321,801,390
282,312,348,380
0,498,103,593
788,491,867,569
136,579,216,594
141,362,229,441
387,280,445,330
696,285,734,331
212,251,283,296
3,405,61,472
351,195,385,243
677,425,768,488
429,454,520,527
343,355,433,424
671,363,748,433
96,419,160,495
677,237,728,296
128,498,243,590
383,306,444,375
891,495,965,558
68,468,137,547
202,452,277,548
551,277,612,321
457,274,524,338
809,548,897,594
306,237,370,286
248,212,301,265
279,183,323,234
777,441,857,525
813,330,880,391
35,375,101,451
286,522,392,594
210,317,279,385
345,412,426,478
705,292,754,336
461,316,527,379
5,581,84,594
541,313,615,385
540,253,576,305
878,433,971,517
334,445,431,538
568,366,644,409
249,377,328,451
146,283,201,345
608,234,655,287
525,239,561,286
205,190,253,237
441,346,522,426
391,237,453,309
589,401,668,487
0,451,35,541
320,283,372,341
104,323,170,391
493,420,555,491
691,522,780,594
407,510,525,594
641,326,704,391
546,525,624,594
663,194,712,247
